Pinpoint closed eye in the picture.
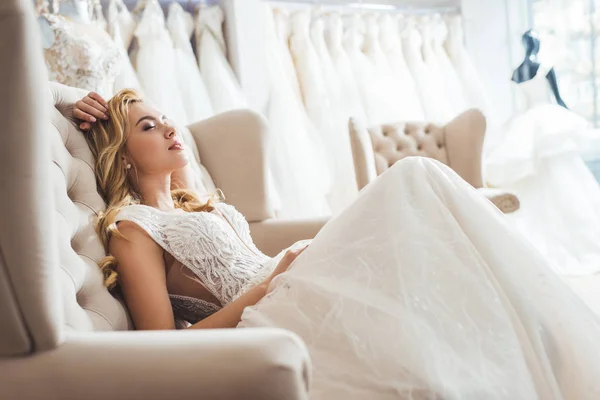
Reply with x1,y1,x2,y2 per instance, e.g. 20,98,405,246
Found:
143,124,156,131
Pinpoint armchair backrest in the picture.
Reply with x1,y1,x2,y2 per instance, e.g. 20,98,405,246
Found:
350,109,486,190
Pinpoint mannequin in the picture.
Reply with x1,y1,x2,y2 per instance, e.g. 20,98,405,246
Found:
511,30,568,109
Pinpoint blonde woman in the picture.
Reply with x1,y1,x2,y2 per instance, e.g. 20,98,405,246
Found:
74,90,600,400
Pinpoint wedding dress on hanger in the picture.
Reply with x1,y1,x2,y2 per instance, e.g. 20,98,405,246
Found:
362,13,404,124
402,17,449,123
195,5,247,114
132,0,187,124
419,17,455,122
344,13,379,126
379,14,425,121
107,0,144,94
167,3,214,124
271,7,333,208
262,5,330,219
444,15,491,115
39,0,121,98
309,11,358,213
324,12,367,125
290,10,345,213
431,14,469,115
485,64,600,276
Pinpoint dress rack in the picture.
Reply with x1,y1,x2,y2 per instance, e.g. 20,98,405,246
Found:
269,0,460,15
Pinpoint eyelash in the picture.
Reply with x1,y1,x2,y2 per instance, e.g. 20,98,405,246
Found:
143,125,155,131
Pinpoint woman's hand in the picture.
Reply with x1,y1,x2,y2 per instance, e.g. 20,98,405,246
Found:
263,244,309,286
73,91,109,130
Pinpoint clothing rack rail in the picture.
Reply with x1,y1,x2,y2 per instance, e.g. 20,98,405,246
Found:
269,0,460,15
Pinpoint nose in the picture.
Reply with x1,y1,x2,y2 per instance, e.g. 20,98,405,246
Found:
164,125,176,139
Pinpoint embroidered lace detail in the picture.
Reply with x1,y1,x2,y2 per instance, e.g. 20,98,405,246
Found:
115,203,272,319
169,294,221,324
41,14,121,97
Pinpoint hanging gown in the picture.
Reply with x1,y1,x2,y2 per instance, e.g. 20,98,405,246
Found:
401,17,449,123
324,12,367,125
343,13,380,127
40,12,121,98
379,14,425,121
262,5,330,219
301,10,358,214
431,15,469,115
107,0,143,94
117,157,600,399
195,5,247,114
362,13,404,124
270,7,333,207
419,17,455,122
444,15,491,116
132,0,187,124
167,3,214,124
485,64,600,276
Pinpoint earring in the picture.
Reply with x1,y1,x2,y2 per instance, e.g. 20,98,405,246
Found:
126,164,131,170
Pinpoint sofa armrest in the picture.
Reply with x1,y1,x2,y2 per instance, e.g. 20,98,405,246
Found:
250,218,329,257
477,187,520,214
0,328,310,400
187,110,276,223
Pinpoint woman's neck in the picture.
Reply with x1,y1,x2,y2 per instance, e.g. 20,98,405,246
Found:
136,173,176,212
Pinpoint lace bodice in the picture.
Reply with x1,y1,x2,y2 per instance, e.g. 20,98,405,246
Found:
40,14,121,98
115,203,272,324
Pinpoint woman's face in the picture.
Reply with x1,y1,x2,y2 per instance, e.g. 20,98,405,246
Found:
124,102,189,175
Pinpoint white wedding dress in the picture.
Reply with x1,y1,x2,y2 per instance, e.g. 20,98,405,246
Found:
117,157,600,399
324,12,367,125
444,15,491,116
290,10,355,214
402,18,450,123
419,17,455,122
262,6,330,219
379,14,425,121
107,0,143,95
485,64,600,276
362,13,404,124
132,0,187,124
195,5,247,114
167,3,213,124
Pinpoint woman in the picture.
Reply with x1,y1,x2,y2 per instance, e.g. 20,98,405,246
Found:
76,90,600,399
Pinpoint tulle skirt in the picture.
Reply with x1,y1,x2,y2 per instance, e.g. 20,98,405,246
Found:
240,157,600,399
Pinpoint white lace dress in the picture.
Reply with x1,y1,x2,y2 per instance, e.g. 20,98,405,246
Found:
117,158,600,399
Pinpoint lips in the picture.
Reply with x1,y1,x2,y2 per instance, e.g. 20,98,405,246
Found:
169,140,184,150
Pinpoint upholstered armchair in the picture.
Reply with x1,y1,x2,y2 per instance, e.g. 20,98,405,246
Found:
349,109,520,214
0,2,312,398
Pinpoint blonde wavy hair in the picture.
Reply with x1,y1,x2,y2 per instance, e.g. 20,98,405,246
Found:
85,89,217,289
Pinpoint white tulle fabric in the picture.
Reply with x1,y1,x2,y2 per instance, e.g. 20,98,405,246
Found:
431,16,469,115
240,157,600,400
273,9,333,201
324,12,367,125
402,18,449,123
290,10,356,214
362,13,405,124
419,18,455,123
379,14,425,121
195,5,247,114
132,0,187,124
444,15,491,115
262,6,330,219
167,3,214,124
107,0,143,95
485,68,600,276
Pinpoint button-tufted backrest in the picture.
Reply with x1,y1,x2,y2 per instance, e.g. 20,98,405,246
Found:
49,82,132,331
350,109,486,190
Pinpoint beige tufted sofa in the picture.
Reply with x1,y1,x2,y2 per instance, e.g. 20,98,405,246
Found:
0,1,313,398
349,109,520,214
